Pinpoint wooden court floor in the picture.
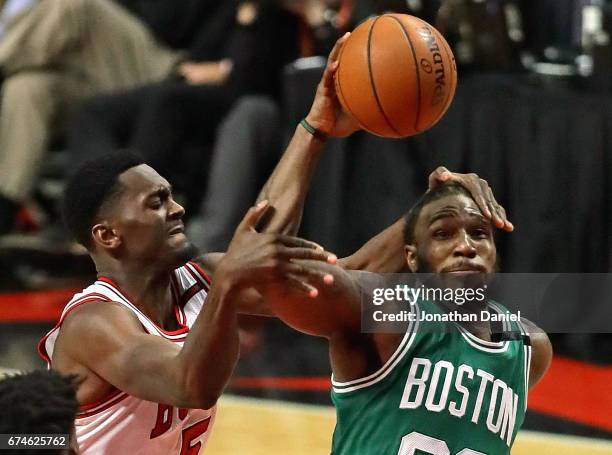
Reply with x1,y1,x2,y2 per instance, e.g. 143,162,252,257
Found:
207,395,612,455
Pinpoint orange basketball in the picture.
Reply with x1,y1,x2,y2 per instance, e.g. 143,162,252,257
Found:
335,14,457,138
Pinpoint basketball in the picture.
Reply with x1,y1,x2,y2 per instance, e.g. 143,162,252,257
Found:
334,14,457,138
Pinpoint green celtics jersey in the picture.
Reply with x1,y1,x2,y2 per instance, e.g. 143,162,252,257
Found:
331,300,531,455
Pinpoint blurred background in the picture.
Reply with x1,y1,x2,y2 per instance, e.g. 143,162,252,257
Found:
0,0,610,453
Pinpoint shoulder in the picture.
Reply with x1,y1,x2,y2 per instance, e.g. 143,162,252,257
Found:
60,300,146,347
522,318,553,389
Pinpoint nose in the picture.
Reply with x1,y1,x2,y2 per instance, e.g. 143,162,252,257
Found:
168,198,185,220
452,230,477,258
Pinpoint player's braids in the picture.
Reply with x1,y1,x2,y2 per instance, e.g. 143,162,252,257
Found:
0,370,78,436
403,182,472,244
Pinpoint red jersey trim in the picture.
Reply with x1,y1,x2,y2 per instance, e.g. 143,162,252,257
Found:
37,294,113,364
187,261,212,288
97,277,189,337
76,391,129,419
178,283,202,311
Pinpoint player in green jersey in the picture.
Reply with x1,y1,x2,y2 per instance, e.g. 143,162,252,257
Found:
253,35,553,455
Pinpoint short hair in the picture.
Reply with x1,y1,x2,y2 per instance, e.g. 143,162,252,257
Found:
0,370,77,441
62,151,144,248
403,183,473,244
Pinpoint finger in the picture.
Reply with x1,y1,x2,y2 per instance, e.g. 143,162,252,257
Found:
285,275,320,298
485,186,512,230
285,263,335,286
236,200,270,232
427,166,451,190
492,200,513,230
278,247,338,264
460,178,491,219
471,179,492,220
327,32,350,65
278,235,324,251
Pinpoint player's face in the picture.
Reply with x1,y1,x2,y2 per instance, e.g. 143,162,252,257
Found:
108,165,197,267
406,193,496,286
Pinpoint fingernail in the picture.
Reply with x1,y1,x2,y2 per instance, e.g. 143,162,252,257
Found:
309,288,319,298
257,200,268,209
343,32,350,38
327,254,337,264
506,221,515,232
324,274,334,285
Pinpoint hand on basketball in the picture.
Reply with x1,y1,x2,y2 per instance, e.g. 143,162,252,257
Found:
428,167,514,232
217,201,337,298
305,33,361,138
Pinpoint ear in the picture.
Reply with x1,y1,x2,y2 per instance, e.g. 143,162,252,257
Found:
405,244,418,273
91,222,121,251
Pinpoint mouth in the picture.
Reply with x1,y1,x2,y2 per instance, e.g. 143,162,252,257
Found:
441,264,487,274
168,224,185,236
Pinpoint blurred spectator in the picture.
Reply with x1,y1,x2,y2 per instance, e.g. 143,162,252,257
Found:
0,0,183,235
0,369,79,454
0,0,244,236
67,1,301,213
187,96,282,252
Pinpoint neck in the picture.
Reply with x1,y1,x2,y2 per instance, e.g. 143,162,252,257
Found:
439,299,493,341
96,258,176,328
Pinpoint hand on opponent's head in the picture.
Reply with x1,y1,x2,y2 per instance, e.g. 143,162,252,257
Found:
305,33,361,138
428,166,514,232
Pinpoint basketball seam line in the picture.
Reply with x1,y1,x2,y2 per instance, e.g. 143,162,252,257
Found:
367,16,402,137
388,14,422,134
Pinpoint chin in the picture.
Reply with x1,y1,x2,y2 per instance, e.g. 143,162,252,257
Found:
172,241,200,266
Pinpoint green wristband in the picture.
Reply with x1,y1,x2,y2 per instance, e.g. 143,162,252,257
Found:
300,118,328,142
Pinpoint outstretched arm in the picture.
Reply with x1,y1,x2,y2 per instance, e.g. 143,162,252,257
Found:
255,33,359,235
195,34,356,309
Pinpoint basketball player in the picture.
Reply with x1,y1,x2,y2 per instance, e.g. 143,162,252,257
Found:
36,143,347,455
243,35,552,454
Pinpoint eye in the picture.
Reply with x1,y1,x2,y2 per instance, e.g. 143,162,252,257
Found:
471,228,490,239
433,229,450,239
149,198,162,209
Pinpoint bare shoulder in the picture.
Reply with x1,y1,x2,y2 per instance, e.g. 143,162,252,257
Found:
57,300,147,362
522,318,553,389
61,300,143,337
54,301,148,404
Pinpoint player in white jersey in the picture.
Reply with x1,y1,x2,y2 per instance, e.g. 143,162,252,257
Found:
36,151,338,454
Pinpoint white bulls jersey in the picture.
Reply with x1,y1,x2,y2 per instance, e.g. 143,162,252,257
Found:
38,261,216,454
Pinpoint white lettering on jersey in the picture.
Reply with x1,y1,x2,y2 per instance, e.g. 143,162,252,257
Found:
425,361,454,412
471,369,494,424
399,358,520,447
448,364,474,418
400,358,431,409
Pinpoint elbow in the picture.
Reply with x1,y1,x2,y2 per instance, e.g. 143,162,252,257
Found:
181,384,220,410
179,370,222,410
190,394,219,411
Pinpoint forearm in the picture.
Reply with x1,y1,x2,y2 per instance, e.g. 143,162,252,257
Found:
177,278,240,408
255,124,325,234
339,217,409,273
260,261,361,338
